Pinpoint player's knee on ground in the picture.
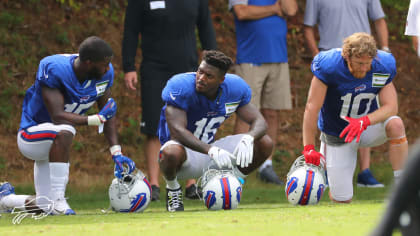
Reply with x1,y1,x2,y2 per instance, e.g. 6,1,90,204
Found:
254,134,273,159
328,191,352,203
385,117,406,139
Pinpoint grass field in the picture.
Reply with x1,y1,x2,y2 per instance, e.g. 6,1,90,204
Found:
0,173,395,236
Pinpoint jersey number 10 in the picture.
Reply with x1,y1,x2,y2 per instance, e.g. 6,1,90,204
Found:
340,93,376,118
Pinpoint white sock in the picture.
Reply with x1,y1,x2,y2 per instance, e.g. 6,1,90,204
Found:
1,194,30,210
34,160,52,206
259,159,273,172
50,162,69,200
165,177,180,190
394,170,403,185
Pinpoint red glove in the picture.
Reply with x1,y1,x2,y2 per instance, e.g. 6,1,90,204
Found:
302,145,325,166
339,116,370,143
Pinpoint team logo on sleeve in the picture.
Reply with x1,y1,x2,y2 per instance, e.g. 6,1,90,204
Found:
224,102,240,115
311,63,318,72
95,81,109,96
169,89,181,101
43,69,49,79
169,92,177,100
372,73,389,87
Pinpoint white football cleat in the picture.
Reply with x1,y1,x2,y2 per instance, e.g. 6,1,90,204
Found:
51,197,75,215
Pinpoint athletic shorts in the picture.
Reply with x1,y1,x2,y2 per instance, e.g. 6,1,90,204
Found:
17,123,76,161
159,134,245,180
321,116,400,201
139,66,172,135
234,63,292,110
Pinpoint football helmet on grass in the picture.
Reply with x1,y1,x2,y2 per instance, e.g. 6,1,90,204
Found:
199,169,242,210
109,169,151,213
285,155,327,205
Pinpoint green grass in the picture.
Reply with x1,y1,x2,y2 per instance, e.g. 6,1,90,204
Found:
0,203,385,236
0,176,395,235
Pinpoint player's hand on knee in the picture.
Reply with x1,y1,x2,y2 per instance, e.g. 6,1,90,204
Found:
302,144,325,167
88,98,117,126
110,145,135,178
208,146,235,169
339,116,370,143
233,134,254,168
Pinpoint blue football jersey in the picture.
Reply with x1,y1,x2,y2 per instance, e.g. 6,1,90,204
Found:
312,49,396,137
19,54,114,130
157,72,252,144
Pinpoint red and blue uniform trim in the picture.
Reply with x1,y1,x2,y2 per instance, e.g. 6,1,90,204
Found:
220,177,232,210
298,169,315,205
20,129,57,142
143,178,152,195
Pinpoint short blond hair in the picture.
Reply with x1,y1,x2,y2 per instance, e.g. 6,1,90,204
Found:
341,32,377,58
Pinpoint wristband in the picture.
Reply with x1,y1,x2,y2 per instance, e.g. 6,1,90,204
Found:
88,114,104,126
110,145,122,156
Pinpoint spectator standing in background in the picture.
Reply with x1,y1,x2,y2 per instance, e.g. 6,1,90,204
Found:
303,0,390,188
229,0,298,185
122,0,217,201
405,0,420,57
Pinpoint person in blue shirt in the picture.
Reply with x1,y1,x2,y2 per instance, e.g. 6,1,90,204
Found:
229,0,297,185
0,36,135,215
157,50,273,211
302,33,408,203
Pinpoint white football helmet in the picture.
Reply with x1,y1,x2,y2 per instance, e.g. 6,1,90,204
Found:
108,169,151,213
199,169,242,210
285,155,327,205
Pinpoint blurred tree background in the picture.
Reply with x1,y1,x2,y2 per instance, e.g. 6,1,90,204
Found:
0,0,418,190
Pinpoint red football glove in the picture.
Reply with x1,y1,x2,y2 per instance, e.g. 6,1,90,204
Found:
302,144,325,167
339,116,370,143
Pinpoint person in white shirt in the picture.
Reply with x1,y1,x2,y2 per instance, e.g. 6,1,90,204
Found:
405,0,420,57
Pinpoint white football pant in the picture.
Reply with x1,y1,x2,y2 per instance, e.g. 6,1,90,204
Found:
322,116,400,201
17,122,75,206
160,134,246,180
